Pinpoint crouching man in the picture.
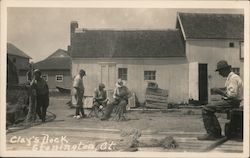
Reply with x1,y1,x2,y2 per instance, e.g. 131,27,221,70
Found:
198,60,243,140
92,83,108,117
101,79,130,121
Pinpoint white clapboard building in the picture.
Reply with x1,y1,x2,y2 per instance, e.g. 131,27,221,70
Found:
69,12,244,105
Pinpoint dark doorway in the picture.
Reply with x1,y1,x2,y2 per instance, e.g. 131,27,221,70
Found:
199,64,208,104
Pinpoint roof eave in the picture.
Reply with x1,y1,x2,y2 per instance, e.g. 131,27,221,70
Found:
35,68,70,71
71,56,186,59
7,53,32,59
185,37,244,41
177,13,187,41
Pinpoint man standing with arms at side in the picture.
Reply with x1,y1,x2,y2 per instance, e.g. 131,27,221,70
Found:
72,69,86,119
198,60,243,140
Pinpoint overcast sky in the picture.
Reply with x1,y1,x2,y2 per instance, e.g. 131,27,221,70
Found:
7,8,243,62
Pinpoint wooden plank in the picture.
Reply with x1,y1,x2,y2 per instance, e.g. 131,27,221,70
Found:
145,95,168,100
145,104,168,109
146,100,168,107
146,103,167,107
146,88,169,97
146,92,168,97
213,149,243,153
145,98,168,103
215,146,243,150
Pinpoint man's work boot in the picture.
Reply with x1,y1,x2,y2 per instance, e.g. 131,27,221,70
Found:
197,134,223,141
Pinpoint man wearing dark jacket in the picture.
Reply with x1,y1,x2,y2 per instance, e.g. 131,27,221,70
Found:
31,69,49,122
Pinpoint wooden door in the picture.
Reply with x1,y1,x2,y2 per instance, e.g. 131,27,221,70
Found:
100,63,116,90
198,64,208,104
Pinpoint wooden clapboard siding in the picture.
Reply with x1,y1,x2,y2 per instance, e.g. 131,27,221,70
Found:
72,58,189,103
186,40,244,103
42,70,71,89
72,60,101,97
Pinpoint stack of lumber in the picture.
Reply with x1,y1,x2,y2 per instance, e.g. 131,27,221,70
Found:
145,87,169,109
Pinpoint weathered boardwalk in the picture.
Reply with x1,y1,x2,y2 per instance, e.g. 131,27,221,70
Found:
6,124,243,152
6,97,243,153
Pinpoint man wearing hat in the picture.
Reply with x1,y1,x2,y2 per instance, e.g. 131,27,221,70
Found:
72,69,86,119
101,79,130,121
31,69,49,122
198,60,243,140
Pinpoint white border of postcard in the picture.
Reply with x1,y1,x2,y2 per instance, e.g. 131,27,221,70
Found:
1,0,249,157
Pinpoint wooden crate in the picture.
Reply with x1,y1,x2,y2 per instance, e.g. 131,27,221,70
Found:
145,88,169,109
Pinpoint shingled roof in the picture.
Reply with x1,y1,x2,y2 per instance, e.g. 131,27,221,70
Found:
34,49,71,70
177,13,244,40
71,29,185,58
34,57,71,70
7,43,32,59
46,49,70,59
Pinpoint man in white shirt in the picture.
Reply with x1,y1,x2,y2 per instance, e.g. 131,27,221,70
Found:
198,60,243,140
72,69,86,119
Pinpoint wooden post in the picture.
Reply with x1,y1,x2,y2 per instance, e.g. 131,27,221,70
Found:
25,87,37,124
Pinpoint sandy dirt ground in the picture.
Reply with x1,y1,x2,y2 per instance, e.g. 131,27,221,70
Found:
6,96,243,153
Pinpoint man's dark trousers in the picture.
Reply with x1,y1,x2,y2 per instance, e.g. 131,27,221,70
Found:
36,94,49,122
202,99,240,136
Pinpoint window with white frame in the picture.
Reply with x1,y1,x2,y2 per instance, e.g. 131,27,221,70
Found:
144,71,156,80
231,68,240,76
56,75,63,82
118,68,127,80
41,74,48,81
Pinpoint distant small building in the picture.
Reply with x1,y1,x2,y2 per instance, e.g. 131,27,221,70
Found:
34,49,71,90
7,43,32,84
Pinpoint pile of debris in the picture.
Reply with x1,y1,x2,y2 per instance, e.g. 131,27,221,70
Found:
117,128,142,151
114,128,178,152
145,82,169,109
139,136,179,149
